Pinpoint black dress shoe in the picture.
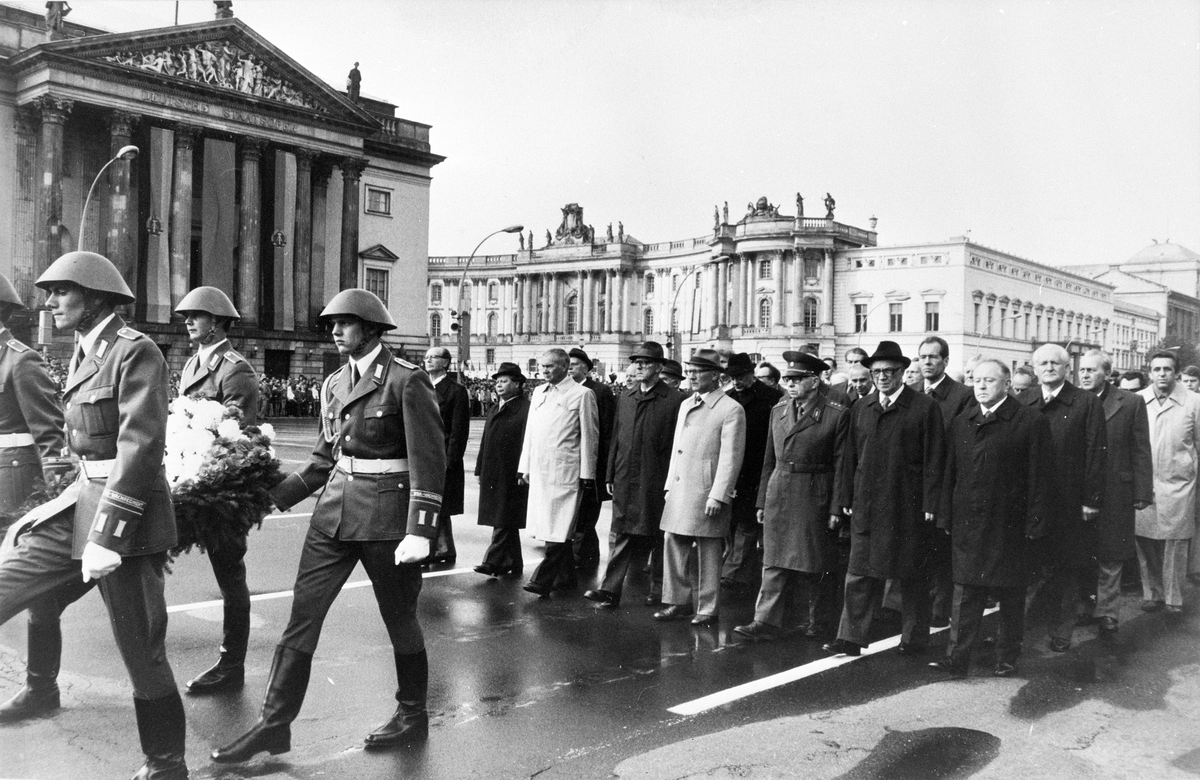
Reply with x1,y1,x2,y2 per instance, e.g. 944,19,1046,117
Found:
653,604,695,621
474,564,498,577
928,659,968,678
690,614,718,628
993,662,1019,677
896,643,928,657
733,621,780,641
1048,637,1071,653
644,595,663,607
186,656,245,695
822,639,862,657
583,589,619,606
523,582,552,598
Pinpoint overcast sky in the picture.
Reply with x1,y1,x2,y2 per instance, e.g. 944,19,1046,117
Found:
21,0,1200,266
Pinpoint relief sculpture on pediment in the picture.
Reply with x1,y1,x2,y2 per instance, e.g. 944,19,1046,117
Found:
103,42,323,111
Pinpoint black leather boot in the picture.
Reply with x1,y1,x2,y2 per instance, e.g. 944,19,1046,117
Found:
0,620,63,721
130,691,188,780
211,646,312,763
185,653,244,695
364,650,429,749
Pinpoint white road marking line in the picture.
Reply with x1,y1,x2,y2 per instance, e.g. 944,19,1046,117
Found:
667,606,999,715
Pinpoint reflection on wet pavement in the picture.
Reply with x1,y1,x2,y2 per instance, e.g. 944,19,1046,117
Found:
834,727,1001,780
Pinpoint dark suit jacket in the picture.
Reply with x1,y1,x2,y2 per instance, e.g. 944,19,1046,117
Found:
820,381,852,408
927,375,975,429
475,395,530,529
434,376,470,516
1095,383,1153,561
606,379,685,536
583,377,616,501
727,379,785,522
1018,382,1107,567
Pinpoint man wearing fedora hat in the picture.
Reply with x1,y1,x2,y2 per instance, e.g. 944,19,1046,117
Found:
656,348,746,626
824,340,946,657
661,359,686,393
474,363,531,577
569,347,616,569
586,341,684,608
423,345,470,567
721,352,784,591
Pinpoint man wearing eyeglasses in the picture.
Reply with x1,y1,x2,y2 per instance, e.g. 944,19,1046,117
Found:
824,341,946,657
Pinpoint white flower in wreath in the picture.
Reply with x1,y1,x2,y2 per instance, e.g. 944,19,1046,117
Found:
258,423,276,442
216,418,245,441
191,399,228,432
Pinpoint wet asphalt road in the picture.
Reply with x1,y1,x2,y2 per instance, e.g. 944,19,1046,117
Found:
2,417,1199,779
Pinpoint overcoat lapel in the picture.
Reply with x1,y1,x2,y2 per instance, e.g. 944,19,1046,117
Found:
344,349,389,407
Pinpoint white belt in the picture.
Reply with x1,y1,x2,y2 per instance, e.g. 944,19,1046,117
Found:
79,458,117,480
336,456,408,475
0,433,34,448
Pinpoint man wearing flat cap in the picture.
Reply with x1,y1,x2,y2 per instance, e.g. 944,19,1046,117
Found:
824,341,946,657
735,351,852,641
586,341,684,607
656,348,746,626
721,352,784,591
474,363,530,576
569,347,616,569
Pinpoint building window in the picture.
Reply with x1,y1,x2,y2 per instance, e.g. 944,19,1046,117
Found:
889,302,903,332
565,294,578,335
803,252,820,280
803,297,818,330
430,312,442,338
671,308,679,332
974,303,981,332
758,259,772,280
364,268,389,305
854,303,867,333
925,302,940,332
431,284,442,305
365,186,391,215
758,299,772,328
644,308,654,334
672,275,679,291
488,282,498,304
487,312,497,338
485,348,495,364
645,274,656,297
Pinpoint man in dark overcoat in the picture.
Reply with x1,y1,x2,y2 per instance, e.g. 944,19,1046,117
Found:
474,363,530,576
824,341,946,657
424,345,469,565
569,347,615,569
584,341,684,607
1019,342,1107,653
1076,349,1152,641
721,352,784,590
917,336,975,627
929,359,1054,678
734,352,851,641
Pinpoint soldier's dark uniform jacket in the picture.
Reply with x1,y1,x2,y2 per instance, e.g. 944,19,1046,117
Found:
0,327,65,515
64,317,175,558
180,340,258,425
271,345,445,539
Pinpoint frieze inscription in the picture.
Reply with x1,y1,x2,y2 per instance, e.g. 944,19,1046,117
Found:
140,90,302,134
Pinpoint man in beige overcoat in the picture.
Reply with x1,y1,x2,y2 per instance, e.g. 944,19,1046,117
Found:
655,349,746,626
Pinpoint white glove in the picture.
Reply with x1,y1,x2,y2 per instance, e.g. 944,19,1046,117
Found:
394,535,431,565
82,541,122,583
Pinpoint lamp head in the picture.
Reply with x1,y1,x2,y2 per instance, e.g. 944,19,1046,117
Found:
502,225,524,233
117,145,139,161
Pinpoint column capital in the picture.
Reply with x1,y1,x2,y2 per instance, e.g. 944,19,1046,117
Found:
106,109,139,138
293,147,315,169
311,154,335,184
237,136,269,161
13,105,38,134
340,156,367,181
173,123,202,149
32,94,73,124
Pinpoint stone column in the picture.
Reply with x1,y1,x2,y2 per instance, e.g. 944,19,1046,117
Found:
822,249,834,325
772,252,785,326
617,269,628,332
34,95,72,275
104,110,138,284
707,263,719,329
789,251,802,326
745,257,755,327
293,149,313,329
718,258,729,327
170,124,201,307
522,274,532,334
236,138,267,326
309,155,333,324
339,157,367,290
578,270,588,333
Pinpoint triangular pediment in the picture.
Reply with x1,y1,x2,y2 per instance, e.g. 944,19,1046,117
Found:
14,18,377,131
359,244,399,262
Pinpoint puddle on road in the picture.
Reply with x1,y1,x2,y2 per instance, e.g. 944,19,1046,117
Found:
834,726,1001,780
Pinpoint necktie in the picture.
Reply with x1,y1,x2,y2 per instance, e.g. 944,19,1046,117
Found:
880,394,890,411
981,409,993,420
925,386,934,395
791,400,800,425
694,393,703,406
350,363,360,387
69,343,85,380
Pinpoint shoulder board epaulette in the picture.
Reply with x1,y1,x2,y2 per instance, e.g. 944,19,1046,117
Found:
6,338,29,353
223,351,244,364
825,400,845,411
393,357,419,369
771,398,789,409
116,327,143,341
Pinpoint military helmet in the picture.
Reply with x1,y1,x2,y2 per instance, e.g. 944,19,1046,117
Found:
35,251,135,304
318,288,396,330
175,286,240,320
0,273,25,310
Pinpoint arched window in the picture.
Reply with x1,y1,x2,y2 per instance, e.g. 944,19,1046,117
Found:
644,308,655,334
565,294,578,335
430,312,442,338
487,312,498,338
803,297,819,330
758,299,772,328
645,273,656,297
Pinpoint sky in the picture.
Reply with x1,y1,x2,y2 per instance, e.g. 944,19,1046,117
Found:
19,0,1200,265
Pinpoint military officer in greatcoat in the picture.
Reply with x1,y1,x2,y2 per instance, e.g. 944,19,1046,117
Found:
0,272,69,722
0,252,188,779
213,288,445,764
172,286,260,695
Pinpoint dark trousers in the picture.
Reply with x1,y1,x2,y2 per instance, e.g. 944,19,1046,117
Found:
572,490,603,565
0,511,178,699
1026,562,1085,642
930,534,953,622
481,527,523,570
529,541,576,590
207,534,250,661
280,526,425,656
433,512,456,559
721,501,761,586
947,583,1025,666
838,572,932,648
599,531,663,599
754,567,838,631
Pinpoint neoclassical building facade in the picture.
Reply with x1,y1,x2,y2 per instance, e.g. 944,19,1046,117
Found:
0,5,442,378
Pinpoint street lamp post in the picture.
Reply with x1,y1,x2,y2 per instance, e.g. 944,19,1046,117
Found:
78,145,139,251
855,293,911,347
452,224,523,377
972,313,1024,353
666,261,706,361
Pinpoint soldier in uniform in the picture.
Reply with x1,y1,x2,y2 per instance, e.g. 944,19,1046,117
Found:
213,288,445,763
0,252,188,779
0,272,69,721
173,286,260,695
